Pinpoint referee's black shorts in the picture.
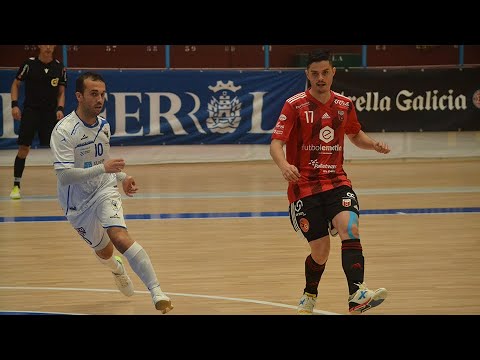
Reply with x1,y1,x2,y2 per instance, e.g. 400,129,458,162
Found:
17,107,57,147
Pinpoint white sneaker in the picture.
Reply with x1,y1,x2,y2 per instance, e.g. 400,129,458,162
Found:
348,282,387,314
151,287,173,314
10,185,21,200
112,256,134,297
297,292,317,315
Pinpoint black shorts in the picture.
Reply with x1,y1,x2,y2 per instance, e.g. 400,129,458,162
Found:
17,107,57,147
289,185,360,241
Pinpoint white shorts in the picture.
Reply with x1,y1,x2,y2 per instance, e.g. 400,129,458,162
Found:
67,191,127,250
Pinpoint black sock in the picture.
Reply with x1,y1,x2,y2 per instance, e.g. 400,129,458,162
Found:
341,239,365,295
304,254,326,296
13,156,26,187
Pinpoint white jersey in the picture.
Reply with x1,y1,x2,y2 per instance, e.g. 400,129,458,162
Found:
50,110,117,216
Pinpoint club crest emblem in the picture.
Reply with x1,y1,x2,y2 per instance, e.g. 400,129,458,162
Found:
207,80,242,133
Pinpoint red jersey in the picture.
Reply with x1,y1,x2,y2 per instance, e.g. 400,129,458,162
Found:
271,89,361,203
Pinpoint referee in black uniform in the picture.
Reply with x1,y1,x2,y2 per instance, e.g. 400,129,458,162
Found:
10,45,67,199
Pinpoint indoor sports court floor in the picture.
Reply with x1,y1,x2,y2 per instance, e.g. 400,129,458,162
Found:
1,158,479,315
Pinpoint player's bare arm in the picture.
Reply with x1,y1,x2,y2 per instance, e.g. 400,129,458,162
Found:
347,131,390,154
103,158,126,173
270,139,301,183
56,85,66,121
10,79,22,121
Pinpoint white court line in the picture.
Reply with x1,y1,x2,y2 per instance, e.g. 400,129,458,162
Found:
0,286,339,315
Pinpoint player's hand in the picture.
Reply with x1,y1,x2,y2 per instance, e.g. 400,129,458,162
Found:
103,158,126,173
12,107,21,121
281,163,301,183
56,110,64,121
373,141,390,154
122,176,138,197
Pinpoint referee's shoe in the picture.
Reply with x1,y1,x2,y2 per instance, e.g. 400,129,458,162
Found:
10,185,21,200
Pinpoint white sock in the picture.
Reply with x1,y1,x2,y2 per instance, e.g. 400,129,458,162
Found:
123,242,160,291
95,253,123,274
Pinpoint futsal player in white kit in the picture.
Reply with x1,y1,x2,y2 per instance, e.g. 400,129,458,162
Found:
50,71,173,313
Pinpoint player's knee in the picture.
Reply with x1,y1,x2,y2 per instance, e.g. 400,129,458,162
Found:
337,228,359,239
311,253,328,265
335,211,359,238
108,228,133,253
18,146,29,158
95,242,114,260
310,241,329,264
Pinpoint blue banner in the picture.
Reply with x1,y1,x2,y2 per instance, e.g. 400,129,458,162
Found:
3,67,476,149
0,69,306,148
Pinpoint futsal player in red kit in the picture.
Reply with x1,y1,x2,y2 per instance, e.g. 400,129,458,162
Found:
270,50,391,315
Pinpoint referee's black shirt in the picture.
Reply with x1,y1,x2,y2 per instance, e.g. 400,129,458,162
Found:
16,57,67,111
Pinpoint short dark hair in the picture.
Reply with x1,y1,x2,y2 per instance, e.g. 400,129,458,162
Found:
306,49,333,69
76,72,106,94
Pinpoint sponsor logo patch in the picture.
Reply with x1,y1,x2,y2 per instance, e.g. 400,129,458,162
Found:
299,218,310,232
